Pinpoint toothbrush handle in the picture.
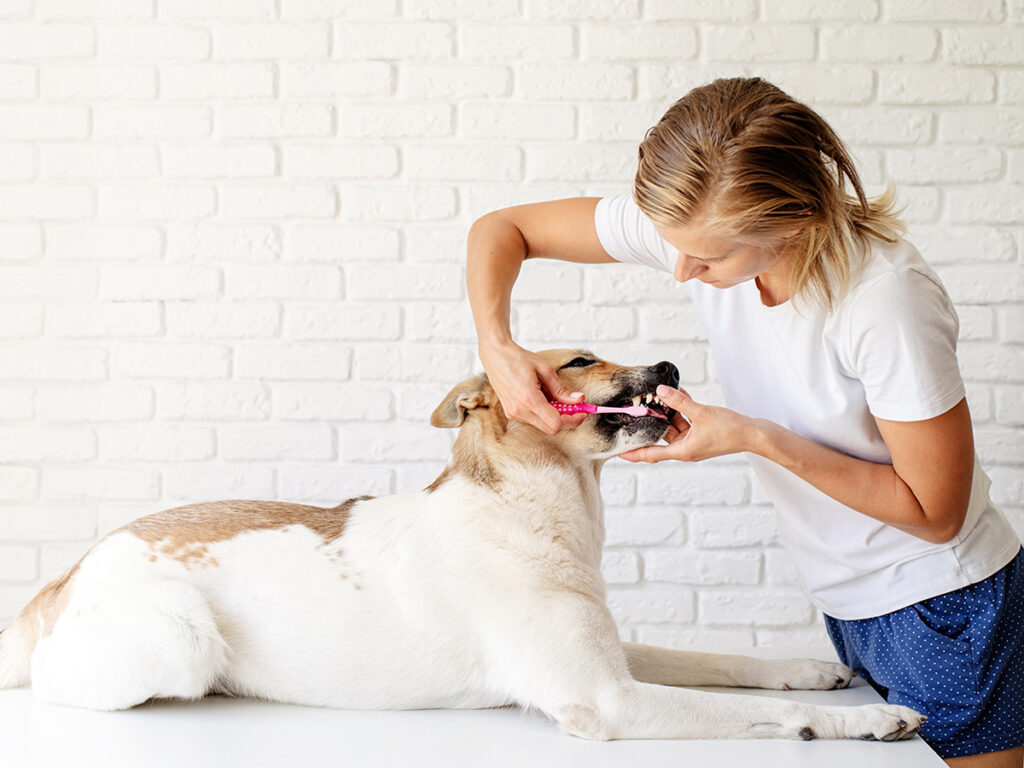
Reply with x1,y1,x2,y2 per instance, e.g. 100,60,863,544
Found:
549,400,666,419
553,401,627,415
548,401,597,415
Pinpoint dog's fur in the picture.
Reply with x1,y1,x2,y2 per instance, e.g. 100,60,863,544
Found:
0,350,923,741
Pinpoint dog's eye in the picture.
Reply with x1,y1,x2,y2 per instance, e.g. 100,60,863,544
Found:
560,357,597,370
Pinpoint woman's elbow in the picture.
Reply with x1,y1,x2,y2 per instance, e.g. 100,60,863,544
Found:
467,212,527,258
467,212,496,247
918,516,966,545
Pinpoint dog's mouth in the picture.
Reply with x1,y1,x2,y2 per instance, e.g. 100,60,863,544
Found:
600,391,675,425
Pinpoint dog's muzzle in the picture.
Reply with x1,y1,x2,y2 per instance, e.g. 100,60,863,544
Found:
601,360,681,426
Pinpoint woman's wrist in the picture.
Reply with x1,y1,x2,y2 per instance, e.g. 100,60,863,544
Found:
745,418,786,461
746,418,821,482
477,329,516,356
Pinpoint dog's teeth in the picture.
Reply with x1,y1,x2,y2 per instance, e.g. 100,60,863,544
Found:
644,393,653,404
631,395,641,407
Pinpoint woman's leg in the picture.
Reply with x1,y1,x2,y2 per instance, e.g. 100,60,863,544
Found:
945,746,1024,768
825,551,1024,765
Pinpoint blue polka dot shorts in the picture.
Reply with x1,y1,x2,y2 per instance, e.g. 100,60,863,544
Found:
824,548,1024,759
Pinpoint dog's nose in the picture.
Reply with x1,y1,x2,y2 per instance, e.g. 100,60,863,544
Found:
649,361,679,386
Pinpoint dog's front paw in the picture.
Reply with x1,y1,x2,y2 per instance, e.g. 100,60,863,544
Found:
760,658,854,691
852,704,925,742
817,703,925,742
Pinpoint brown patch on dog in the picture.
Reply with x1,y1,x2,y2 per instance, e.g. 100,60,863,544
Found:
126,495,373,569
17,558,83,644
7,495,374,657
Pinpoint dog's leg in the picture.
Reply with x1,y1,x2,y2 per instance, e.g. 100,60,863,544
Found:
32,580,229,711
578,679,922,742
489,594,921,741
622,642,854,690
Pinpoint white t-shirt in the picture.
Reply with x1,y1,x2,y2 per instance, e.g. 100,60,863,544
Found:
595,193,1021,620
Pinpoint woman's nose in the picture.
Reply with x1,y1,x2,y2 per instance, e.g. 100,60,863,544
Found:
673,254,706,283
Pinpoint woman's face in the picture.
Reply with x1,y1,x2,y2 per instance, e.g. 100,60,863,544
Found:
653,222,796,293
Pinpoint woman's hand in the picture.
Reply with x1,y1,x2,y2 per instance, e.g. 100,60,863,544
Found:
618,384,756,463
478,339,588,435
621,385,976,545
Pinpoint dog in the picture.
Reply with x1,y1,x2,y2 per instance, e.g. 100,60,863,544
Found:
0,349,923,741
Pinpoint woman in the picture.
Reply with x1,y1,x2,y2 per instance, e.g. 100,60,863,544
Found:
466,78,1023,767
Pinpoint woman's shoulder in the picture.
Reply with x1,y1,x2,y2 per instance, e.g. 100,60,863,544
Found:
821,235,959,357
829,235,965,422
593,194,677,272
840,235,952,318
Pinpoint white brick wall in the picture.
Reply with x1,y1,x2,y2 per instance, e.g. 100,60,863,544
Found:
1,1,1022,650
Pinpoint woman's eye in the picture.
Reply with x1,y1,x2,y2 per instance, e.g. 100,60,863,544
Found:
561,357,596,369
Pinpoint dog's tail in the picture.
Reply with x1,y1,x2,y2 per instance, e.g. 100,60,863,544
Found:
2,561,95,690
0,612,35,689
1,563,83,690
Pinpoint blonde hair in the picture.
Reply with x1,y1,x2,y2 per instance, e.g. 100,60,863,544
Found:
634,77,905,311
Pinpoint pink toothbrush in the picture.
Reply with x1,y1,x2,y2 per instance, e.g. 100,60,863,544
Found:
549,401,668,420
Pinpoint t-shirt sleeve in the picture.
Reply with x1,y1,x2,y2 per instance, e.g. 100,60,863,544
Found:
847,267,966,422
594,194,677,273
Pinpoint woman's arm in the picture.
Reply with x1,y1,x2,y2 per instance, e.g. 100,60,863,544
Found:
467,197,614,434
621,386,975,544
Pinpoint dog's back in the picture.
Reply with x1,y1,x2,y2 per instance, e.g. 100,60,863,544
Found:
0,480,519,710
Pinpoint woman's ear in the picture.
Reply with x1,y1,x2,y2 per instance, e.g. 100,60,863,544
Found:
782,222,807,240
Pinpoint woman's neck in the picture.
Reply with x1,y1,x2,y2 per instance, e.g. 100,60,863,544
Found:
755,247,796,307
755,275,788,306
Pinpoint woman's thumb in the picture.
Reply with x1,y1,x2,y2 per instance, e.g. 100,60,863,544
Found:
656,384,692,410
540,371,584,403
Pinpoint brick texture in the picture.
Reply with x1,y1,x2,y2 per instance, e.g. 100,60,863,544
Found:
0,4,1021,652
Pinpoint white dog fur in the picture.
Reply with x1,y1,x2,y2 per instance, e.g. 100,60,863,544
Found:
0,350,923,742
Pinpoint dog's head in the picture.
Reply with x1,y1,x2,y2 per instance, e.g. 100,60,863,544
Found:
431,349,680,459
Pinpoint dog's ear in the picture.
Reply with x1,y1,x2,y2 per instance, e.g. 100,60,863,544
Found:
430,373,496,428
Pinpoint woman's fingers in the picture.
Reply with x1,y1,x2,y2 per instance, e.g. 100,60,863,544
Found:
537,366,584,406
534,364,585,434
619,386,703,462
619,444,680,463
655,384,695,417
664,418,690,443
488,351,586,435
480,343,551,433
527,389,562,434
502,382,558,434
668,410,691,435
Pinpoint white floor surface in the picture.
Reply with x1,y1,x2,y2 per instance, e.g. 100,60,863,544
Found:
0,647,945,768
